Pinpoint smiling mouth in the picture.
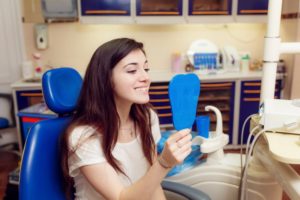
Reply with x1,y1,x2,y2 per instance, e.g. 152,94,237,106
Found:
135,87,149,92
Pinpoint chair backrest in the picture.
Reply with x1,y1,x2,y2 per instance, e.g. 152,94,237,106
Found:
19,67,82,200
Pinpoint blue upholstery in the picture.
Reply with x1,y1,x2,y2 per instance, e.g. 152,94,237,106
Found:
42,67,82,114
19,68,83,200
19,68,210,200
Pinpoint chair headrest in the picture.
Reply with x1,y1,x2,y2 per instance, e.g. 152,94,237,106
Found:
42,67,83,114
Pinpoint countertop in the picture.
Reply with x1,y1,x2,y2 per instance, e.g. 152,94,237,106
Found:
11,70,285,89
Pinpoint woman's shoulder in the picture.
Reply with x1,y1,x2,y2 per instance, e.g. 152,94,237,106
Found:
69,125,99,148
149,109,159,123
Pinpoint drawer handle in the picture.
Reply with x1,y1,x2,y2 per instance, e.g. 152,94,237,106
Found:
244,82,261,86
150,86,168,90
85,10,128,14
154,106,171,110
20,93,43,97
150,99,169,103
199,97,230,101
140,11,179,15
158,113,172,117
149,91,168,95
192,11,229,15
243,98,260,102
244,90,260,94
240,10,268,14
201,83,232,88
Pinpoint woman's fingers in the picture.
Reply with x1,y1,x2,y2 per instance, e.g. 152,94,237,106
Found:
161,129,193,167
176,147,192,162
176,133,192,148
167,129,190,144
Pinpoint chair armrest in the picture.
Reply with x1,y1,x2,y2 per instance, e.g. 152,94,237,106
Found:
161,180,211,200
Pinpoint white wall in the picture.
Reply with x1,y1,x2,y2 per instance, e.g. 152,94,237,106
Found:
23,22,267,75
281,0,300,99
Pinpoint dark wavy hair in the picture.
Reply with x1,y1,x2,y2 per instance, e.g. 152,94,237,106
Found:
61,38,155,199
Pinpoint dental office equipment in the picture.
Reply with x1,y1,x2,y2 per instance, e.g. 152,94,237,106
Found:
263,99,300,134
242,0,300,199
166,101,280,200
192,105,229,162
187,40,222,74
166,73,281,200
220,45,241,72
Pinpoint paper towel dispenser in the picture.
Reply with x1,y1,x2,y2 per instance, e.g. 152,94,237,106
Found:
41,0,78,22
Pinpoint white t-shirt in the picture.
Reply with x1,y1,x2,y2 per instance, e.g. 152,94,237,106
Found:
68,111,161,200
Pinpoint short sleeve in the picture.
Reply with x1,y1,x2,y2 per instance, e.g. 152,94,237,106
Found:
68,126,106,177
150,109,161,144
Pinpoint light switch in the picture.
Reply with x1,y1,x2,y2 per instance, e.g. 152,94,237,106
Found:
35,24,48,50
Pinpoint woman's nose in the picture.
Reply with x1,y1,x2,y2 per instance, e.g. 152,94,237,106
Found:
139,69,150,81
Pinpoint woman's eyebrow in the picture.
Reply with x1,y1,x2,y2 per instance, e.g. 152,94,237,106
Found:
123,60,148,68
123,62,138,68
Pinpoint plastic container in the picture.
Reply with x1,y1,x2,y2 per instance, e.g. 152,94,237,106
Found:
32,53,43,79
21,61,34,80
171,53,183,73
240,53,250,72
196,115,210,138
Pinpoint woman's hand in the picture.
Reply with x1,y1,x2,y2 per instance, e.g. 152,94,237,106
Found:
158,129,192,169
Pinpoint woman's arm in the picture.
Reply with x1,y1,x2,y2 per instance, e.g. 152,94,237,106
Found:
80,128,192,200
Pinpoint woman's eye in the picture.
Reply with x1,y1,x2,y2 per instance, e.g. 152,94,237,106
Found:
127,70,137,74
144,68,150,72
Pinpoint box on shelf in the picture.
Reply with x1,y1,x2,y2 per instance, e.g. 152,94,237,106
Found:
18,103,57,141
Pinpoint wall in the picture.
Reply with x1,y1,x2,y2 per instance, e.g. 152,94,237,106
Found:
291,19,300,99
281,19,298,99
23,22,267,75
281,0,300,99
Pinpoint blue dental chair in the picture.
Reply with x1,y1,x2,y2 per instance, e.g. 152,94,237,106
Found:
19,67,210,200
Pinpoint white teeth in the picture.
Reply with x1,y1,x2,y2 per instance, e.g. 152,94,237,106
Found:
135,88,148,92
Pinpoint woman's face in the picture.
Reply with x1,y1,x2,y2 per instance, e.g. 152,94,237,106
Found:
111,49,151,106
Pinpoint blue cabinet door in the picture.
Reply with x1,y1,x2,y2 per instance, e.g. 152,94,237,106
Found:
80,0,131,16
238,0,268,15
136,0,183,16
149,82,173,126
188,0,232,15
198,82,235,144
238,79,282,144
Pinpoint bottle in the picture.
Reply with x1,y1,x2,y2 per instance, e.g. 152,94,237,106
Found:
32,52,43,79
21,61,33,80
171,52,183,73
240,53,250,72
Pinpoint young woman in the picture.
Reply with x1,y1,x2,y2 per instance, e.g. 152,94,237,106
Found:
61,38,192,200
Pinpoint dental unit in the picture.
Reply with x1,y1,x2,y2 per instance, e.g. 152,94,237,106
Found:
163,1,300,199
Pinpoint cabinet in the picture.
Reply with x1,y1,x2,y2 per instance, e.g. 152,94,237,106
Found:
136,0,182,16
80,0,131,16
188,0,232,15
77,0,269,24
13,89,48,147
79,0,133,23
237,0,268,15
238,79,282,144
135,0,185,24
149,81,235,144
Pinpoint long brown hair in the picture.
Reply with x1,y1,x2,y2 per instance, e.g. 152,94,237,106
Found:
60,38,156,198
